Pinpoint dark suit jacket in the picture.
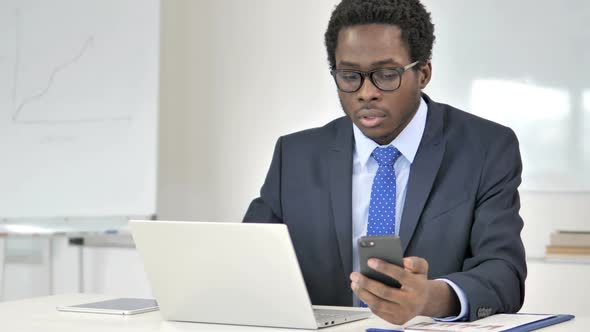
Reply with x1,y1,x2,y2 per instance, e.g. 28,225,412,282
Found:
243,94,527,321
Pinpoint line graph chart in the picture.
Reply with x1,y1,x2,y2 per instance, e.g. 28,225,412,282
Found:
7,8,133,124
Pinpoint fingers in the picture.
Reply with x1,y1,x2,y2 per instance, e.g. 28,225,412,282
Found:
351,272,404,304
350,272,415,325
352,281,398,311
403,256,429,274
351,257,433,326
367,258,412,286
366,257,429,285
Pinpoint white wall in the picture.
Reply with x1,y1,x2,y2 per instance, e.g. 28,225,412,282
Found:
157,0,344,222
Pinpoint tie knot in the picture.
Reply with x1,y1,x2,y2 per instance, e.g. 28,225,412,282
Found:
371,146,401,166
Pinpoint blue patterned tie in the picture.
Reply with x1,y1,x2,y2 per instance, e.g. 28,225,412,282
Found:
368,146,401,236
360,146,401,308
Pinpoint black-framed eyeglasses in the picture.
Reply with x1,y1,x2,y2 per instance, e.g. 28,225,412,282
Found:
330,61,419,93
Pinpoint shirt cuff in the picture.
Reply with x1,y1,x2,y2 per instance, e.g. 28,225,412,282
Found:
434,278,469,321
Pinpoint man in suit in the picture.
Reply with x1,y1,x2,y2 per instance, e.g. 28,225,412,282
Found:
244,0,526,324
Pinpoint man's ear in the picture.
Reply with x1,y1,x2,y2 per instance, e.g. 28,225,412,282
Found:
418,61,432,89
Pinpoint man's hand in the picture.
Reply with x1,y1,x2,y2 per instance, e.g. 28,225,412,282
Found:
350,257,459,325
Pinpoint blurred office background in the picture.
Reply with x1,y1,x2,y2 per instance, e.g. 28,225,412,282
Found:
1,0,588,317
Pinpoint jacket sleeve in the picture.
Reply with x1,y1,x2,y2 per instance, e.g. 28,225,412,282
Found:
444,128,527,321
243,137,284,224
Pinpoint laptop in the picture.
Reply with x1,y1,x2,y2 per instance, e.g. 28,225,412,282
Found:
130,220,371,329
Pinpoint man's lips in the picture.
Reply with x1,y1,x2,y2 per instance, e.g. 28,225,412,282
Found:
356,108,387,128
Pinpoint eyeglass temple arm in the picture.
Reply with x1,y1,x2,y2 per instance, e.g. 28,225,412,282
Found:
404,61,420,70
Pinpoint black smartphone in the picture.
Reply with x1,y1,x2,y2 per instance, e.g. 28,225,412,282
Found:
357,235,403,288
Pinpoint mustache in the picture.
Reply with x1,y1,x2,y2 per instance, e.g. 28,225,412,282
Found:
355,106,388,118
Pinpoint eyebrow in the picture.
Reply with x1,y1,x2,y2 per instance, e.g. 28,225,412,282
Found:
337,59,401,68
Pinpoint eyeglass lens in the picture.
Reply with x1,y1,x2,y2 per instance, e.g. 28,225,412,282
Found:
334,69,401,92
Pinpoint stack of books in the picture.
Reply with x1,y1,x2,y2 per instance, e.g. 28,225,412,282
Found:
545,230,590,261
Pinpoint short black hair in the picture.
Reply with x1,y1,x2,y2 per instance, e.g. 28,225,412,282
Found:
324,0,435,69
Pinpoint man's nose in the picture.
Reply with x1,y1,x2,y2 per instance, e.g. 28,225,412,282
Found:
357,77,382,102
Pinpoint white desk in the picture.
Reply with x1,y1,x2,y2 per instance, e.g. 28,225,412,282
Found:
0,294,585,332
0,217,140,299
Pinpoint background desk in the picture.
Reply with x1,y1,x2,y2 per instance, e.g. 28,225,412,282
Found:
0,294,584,332
0,217,139,301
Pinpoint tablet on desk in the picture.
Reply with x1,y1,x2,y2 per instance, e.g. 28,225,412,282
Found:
56,298,158,315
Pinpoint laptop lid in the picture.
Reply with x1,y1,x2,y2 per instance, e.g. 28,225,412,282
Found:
130,220,321,329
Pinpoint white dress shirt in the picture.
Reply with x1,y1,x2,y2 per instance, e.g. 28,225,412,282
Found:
351,97,468,320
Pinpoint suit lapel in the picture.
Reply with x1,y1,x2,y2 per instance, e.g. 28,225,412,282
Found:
400,96,446,253
327,118,354,281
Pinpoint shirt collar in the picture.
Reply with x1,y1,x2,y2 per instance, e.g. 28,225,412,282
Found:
353,96,428,168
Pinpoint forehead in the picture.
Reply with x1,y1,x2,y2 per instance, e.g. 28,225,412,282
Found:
335,24,411,67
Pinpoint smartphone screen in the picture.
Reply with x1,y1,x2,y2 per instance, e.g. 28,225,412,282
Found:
358,235,403,288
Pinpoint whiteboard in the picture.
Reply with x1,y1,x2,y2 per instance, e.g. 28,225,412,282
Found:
421,0,590,191
0,0,159,217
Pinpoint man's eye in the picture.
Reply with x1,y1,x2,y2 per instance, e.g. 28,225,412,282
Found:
376,71,398,80
341,73,359,81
